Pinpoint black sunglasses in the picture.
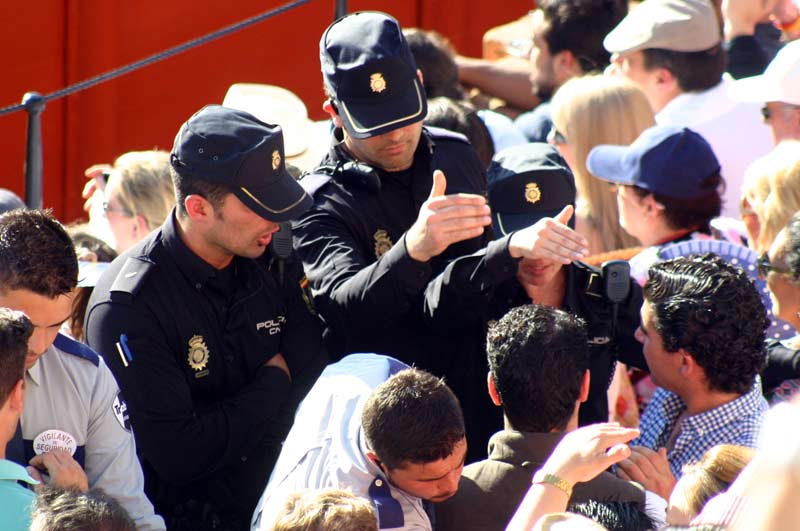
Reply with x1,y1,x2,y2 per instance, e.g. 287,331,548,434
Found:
757,252,792,279
547,126,567,145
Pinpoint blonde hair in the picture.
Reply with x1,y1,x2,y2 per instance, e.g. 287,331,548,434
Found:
550,75,655,253
271,489,378,531
741,140,800,253
110,150,175,231
677,444,756,518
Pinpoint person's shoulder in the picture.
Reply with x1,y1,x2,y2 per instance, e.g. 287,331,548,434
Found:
52,333,101,368
91,233,162,307
424,125,471,146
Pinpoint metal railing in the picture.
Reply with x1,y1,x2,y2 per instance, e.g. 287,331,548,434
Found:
0,0,349,208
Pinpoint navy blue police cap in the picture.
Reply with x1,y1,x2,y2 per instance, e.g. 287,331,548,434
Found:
170,105,311,222
488,143,576,237
321,11,427,139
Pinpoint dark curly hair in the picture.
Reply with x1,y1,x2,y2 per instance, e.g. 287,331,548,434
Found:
643,254,768,394
785,212,800,279
487,304,589,432
0,308,31,406
362,368,465,469
0,209,78,297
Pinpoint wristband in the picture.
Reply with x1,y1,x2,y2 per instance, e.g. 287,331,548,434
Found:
532,470,573,498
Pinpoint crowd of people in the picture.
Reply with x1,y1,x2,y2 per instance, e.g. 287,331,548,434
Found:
2,0,800,530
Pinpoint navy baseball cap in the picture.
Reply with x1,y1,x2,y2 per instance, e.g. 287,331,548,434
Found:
170,105,311,222
488,143,576,237
586,125,721,199
321,11,427,139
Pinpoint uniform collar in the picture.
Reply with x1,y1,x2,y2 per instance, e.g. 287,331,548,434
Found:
0,459,39,485
487,429,565,466
25,345,56,387
161,209,219,289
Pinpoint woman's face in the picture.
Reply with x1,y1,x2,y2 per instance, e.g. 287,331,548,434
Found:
103,176,141,253
766,230,800,328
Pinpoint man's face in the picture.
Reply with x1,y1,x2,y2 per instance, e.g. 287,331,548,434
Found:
0,288,74,370
382,437,467,503
635,301,681,391
608,51,661,111
762,101,800,144
615,185,649,244
342,120,424,173
516,257,563,289
204,193,281,261
529,10,558,101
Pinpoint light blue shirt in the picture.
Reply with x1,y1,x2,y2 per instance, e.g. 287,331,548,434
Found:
251,354,432,530
0,459,37,531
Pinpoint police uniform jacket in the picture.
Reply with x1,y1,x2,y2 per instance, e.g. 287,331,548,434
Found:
293,126,490,370
14,334,164,530
85,211,327,528
425,237,647,433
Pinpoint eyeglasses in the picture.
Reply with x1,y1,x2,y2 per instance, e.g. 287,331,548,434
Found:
102,201,134,218
761,103,800,122
757,252,792,279
547,126,567,145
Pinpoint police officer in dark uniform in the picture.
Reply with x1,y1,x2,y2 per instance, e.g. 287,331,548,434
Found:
425,144,646,455
293,11,496,368
85,106,327,531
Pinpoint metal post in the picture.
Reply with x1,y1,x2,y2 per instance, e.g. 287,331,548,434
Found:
22,92,45,210
335,0,347,20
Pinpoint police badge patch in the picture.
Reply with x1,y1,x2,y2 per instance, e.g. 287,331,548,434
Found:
113,392,131,431
374,229,392,258
525,182,542,204
187,335,210,373
272,149,281,171
370,73,387,93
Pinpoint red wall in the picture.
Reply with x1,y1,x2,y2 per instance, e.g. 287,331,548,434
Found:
0,0,531,222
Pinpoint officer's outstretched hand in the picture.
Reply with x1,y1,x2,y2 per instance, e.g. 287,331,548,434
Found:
265,353,291,382
508,205,589,263
28,451,89,492
406,170,491,263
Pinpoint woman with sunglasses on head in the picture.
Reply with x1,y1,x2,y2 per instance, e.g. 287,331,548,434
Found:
549,74,655,255
759,212,800,402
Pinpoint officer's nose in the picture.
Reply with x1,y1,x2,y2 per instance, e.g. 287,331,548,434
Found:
28,329,48,357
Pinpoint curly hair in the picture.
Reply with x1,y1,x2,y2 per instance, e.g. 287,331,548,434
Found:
272,489,377,531
362,368,464,470
643,254,768,394
0,209,78,297
786,212,800,279
30,486,135,531
487,304,589,432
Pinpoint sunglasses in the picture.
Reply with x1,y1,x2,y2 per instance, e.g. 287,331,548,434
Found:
102,201,134,218
547,126,567,145
761,103,800,122
757,252,792,279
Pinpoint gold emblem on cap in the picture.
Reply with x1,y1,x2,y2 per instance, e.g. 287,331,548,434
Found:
525,182,542,204
187,335,210,371
374,229,393,258
271,150,281,171
370,73,387,93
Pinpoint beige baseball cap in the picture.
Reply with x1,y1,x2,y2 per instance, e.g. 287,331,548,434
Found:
604,0,721,55
729,40,800,106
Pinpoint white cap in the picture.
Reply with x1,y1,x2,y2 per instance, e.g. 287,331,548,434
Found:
604,0,721,55
729,40,800,106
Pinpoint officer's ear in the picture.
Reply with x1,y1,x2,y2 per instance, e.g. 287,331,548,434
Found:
417,69,424,86
184,194,217,224
323,100,345,129
7,379,24,416
487,372,502,406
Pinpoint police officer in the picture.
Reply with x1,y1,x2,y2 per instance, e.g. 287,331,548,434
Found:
294,10,498,372
425,144,646,453
85,106,327,531
0,209,163,531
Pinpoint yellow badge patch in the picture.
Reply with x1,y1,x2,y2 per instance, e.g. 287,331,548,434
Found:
525,182,542,204
187,335,210,371
374,229,393,258
370,73,387,93
271,150,281,171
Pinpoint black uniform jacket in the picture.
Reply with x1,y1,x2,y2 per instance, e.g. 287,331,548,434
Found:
425,237,647,442
293,126,490,370
85,211,327,528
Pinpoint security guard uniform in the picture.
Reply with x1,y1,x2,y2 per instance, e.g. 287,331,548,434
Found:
294,125,490,370
17,334,164,530
85,211,327,530
425,236,646,447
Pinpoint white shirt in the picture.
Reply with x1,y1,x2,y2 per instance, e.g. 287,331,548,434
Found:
656,75,773,218
251,354,432,531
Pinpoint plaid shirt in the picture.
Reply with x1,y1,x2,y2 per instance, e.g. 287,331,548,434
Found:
634,379,767,477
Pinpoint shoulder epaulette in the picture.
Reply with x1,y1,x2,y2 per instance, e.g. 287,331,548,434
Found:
424,125,470,145
109,256,155,302
53,333,100,367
